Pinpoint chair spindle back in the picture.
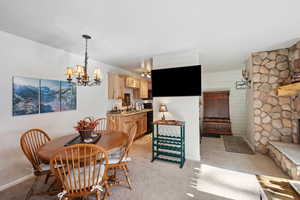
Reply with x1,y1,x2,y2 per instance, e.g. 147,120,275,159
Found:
94,118,116,133
118,122,138,163
20,129,51,171
50,144,108,195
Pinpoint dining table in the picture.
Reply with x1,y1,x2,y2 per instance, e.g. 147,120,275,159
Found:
37,130,128,163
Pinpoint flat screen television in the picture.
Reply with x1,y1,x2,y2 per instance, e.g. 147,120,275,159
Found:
152,65,201,97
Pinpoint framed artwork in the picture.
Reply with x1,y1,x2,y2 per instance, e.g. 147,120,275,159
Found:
60,81,77,111
40,79,61,113
13,76,40,116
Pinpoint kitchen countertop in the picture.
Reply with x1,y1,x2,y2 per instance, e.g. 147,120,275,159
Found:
107,109,153,117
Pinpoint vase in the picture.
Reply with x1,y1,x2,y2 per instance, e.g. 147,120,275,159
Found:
78,129,93,141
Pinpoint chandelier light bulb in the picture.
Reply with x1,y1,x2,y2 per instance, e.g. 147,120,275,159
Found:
65,67,73,76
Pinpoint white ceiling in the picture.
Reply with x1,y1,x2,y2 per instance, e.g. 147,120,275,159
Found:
0,0,299,72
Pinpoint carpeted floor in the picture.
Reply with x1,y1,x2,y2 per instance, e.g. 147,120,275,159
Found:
1,134,285,200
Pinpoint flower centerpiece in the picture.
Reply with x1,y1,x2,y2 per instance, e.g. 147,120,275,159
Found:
74,117,98,141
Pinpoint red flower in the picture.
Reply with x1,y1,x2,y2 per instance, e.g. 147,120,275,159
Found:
74,118,98,132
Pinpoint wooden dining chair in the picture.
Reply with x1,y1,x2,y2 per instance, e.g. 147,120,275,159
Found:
50,144,109,200
106,122,137,190
20,128,52,200
94,118,116,133
83,116,95,122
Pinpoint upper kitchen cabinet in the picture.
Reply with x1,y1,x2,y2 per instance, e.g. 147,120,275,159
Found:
148,80,152,90
108,72,125,99
125,76,140,89
134,79,148,99
140,79,148,98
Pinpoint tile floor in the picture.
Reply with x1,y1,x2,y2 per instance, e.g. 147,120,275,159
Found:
201,136,287,178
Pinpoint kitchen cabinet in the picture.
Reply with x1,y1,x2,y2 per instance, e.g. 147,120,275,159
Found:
108,112,147,139
108,72,125,99
141,113,147,133
125,76,140,88
133,79,148,99
148,80,152,90
140,79,148,98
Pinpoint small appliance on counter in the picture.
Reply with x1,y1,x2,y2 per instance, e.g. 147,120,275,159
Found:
135,102,144,111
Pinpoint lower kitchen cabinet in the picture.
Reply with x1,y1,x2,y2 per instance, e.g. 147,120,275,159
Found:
108,112,147,139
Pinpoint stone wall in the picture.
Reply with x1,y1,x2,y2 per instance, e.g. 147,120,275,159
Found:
249,41,300,153
251,49,293,153
290,41,300,144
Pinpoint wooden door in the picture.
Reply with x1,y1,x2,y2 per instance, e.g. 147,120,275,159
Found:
203,91,230,119
202,91,232,135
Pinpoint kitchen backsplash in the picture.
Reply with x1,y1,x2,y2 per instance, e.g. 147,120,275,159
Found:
108,88,144,111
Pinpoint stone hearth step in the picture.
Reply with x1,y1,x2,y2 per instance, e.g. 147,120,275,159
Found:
268,141,300,180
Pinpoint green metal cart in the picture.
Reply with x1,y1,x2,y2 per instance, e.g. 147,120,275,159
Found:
152,120,185,168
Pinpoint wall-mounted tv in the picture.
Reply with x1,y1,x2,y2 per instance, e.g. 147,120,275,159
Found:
152,65,201,97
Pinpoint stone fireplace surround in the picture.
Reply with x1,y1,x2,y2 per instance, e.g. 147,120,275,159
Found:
248,41,300,152
247,41,300,179
268,141,300,180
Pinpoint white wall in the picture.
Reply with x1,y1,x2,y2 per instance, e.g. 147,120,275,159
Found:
153,96,200,160
0,31,133,188
201,69,247,137
152,50,201,161
153,49,200,70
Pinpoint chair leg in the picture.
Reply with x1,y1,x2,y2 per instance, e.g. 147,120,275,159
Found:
104,181,111,197
25,176,39,200
125,165,129,173
122,166,132,190
46,178,57,192
96,190,101,200
102,187,109,200
44,173,50,184
113,168,117,178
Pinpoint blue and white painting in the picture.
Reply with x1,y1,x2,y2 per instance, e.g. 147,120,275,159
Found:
40,80,61,113
60,81,77,111
13,77,40,116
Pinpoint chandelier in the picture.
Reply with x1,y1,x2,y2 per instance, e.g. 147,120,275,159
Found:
65,34,101,86
140,60,152,78
141,71,151,78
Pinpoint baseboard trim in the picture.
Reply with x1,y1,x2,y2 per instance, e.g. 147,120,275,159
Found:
0,173,34,192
